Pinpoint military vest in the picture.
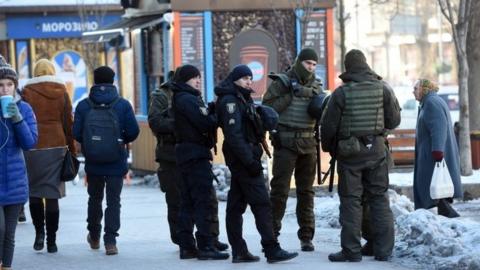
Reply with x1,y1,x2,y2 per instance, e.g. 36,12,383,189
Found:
339,80,384,137
277,76,320,130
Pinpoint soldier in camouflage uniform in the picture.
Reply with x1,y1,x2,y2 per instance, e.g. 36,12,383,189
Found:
321,49,401,262
262,48,324,251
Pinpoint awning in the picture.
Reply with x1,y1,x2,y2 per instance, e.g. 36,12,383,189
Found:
82,14,167,44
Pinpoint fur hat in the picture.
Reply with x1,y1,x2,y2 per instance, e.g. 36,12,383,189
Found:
174,64,200,83
297,48,318,62
229,65,253,82
0,55,18,87
33,59,56,77
94,66,115,84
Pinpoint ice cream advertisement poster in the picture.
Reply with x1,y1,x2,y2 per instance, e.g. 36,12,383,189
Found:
52,50,87,110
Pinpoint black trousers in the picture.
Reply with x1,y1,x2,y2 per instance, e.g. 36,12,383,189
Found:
157,160,221,246
337,159,394,258
87,175,123,245
226,161,278,256
177,159,215,249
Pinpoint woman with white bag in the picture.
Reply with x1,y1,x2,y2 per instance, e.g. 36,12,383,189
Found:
412,79,462,218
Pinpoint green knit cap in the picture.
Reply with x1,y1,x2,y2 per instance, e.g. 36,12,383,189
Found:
297,48,318,62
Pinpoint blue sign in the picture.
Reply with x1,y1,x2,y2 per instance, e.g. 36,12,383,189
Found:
6,14,121,39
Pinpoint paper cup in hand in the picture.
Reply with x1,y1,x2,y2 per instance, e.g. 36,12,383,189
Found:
1,95,13,118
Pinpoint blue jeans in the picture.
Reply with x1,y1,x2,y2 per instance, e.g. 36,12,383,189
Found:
87,175,123,245
0,204,22,268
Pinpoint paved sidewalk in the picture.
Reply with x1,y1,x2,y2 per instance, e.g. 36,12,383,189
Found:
13,183,410,270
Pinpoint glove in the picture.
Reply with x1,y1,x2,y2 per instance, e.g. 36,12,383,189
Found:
247,160,264,177
207,102,216,115
6,102,23,123
432,151,444,161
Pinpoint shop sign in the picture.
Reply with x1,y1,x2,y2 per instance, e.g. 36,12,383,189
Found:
6,14,120,39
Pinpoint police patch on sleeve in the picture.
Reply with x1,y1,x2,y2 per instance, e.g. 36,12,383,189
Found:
228,118,235,125
226,103,236,114
200,107,208,115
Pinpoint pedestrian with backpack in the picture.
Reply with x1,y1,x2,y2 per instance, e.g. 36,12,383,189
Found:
73,66,139,256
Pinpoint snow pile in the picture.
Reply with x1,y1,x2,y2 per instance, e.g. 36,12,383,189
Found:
395,209,480,270
309,189,414,229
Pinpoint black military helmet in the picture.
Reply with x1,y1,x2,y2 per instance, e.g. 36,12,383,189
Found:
256,105,279,131
307,92,329,120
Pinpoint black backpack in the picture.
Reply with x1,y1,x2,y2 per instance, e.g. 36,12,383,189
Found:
82,97,123,163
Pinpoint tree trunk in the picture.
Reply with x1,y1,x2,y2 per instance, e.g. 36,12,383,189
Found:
456,47,473,175
467,2,480,131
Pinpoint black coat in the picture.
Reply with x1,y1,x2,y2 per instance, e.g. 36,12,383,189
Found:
172,82,216,165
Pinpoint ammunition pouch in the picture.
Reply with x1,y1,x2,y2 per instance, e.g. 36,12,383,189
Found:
337,136,361,157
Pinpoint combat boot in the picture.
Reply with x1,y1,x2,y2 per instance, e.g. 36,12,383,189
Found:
87,233,100,250
266,248,298,263
232,251,260,263
213,239,229,251
197,246,229,260
179,247,198,259
328,250,362,262
300,239,314,252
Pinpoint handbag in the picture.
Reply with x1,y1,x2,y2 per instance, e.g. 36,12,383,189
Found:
61,150,80,182
429,159,454,200
60,92,80,182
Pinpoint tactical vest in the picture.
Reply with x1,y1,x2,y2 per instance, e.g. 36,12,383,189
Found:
277,77,319,130
339,80,384,137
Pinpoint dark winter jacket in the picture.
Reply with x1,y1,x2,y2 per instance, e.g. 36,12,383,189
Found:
215,79,263,168
413,92,462,209
320,70,401,163
73,84,139,176
148,82,176,163
0,97,38,205
172,82,216,165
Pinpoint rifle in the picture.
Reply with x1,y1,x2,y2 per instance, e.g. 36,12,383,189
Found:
315,121,324,185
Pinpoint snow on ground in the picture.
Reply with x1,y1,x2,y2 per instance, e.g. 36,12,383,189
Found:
389,169,480,187
283,189,480,270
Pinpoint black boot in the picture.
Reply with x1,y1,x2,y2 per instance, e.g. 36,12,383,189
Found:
18,205,26,223
328,250,362,262
46,210,59,253
180,247,198,259
197,246,230,260
29,202,45,251
213,239,229,251
232,251,260,263
265,247,298,263
437,199,460,218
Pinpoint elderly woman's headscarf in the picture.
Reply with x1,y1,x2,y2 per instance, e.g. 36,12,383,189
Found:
417,78,439,96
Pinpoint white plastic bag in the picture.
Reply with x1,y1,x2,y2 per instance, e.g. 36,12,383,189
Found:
430,159,454,200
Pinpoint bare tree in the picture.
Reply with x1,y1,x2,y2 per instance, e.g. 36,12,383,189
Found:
337,0,348,72
438,0,473,175
77,0,109,72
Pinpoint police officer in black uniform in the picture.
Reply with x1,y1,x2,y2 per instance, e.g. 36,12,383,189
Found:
215,65,298,263
171,64,229,260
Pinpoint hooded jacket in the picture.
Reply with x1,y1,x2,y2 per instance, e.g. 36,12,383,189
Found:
22,75,75,152
73,84,139,176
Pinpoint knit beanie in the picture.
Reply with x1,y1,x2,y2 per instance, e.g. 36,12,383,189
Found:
344,49,369,72
0,55,18,87
174,64,200,83
94,66,115,84
297,48,318,62
229,65,253,82
33,59,56,77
